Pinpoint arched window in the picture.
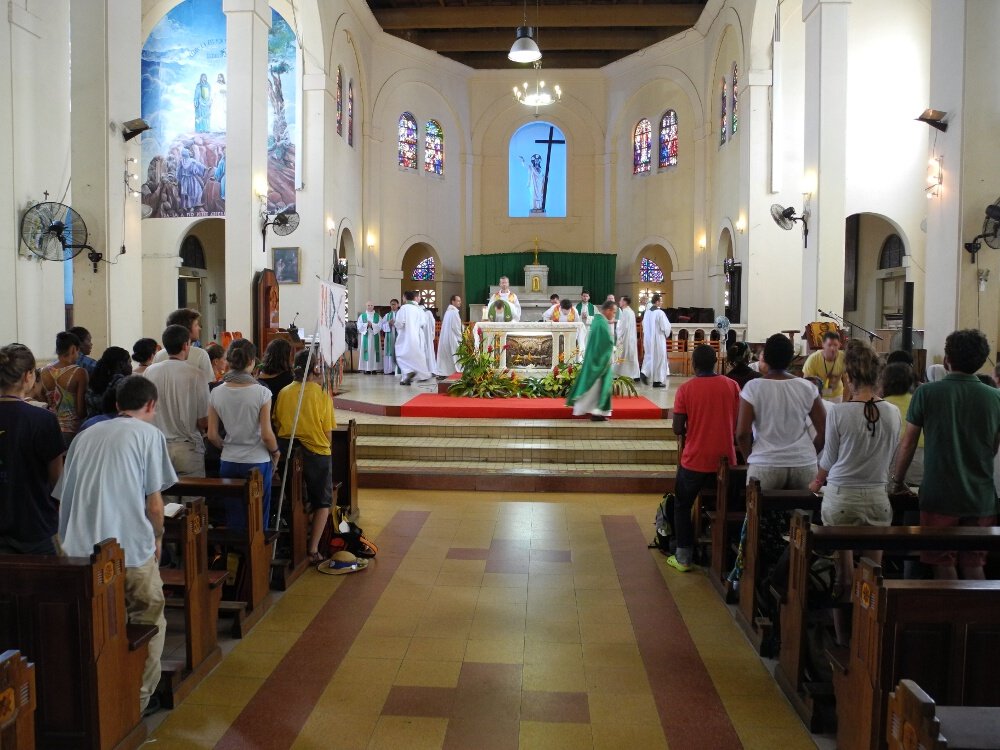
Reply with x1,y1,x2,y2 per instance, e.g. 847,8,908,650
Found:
731,63,739,136
424,120,444,175
336,67,343,136
180,235,206,269
398,113,418,169
416,288,436,307
720,77,728,146
640,258,664,283
412,257,436,281
633,119,652,174
658,110,678,169
878,234,905,269
347,80,354,147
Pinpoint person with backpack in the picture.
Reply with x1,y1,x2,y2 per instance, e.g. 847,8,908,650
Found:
665,344,741,572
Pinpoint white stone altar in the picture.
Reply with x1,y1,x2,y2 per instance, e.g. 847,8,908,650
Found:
472,260,583,322
472,321,590,373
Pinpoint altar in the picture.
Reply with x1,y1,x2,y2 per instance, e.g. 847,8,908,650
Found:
473,321,589,373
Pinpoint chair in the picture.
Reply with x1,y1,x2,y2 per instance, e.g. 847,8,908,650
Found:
667,333,691,376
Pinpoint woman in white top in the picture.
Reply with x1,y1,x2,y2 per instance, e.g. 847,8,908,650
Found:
809,341,900,592
208,339,280,528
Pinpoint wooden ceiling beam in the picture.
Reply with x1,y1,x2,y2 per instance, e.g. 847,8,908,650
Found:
400,27,678,52
373,4,704,30
445,50,623,69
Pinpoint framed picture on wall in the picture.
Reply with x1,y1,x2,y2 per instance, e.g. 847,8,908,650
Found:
273,247,300,284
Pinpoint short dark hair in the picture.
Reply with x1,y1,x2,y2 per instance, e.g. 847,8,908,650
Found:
727,341,751,364
822,331,840,343
621,295,631,305
560,299,573,310
205,343,224,361
550,294,559,302
581,290,590,295
161,324,192,355
0,344,35,390
763,333,794,371
692,344,717,373
166,308,200,333
650,294,661,305
226,338,257,371
944,329,990,374
450,294,461,304
880,362,915,397
132,338,158,364
68,326,91,342
600,300,617,313
116,375,158,411
404,290,417,302
55,331,81,356
886,349,914,365
390,298,399,305
260,338,292,375
293,347,318,378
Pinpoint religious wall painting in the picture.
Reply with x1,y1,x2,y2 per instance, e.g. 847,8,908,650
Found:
425,120,444,175
508,121,566,218
506,335,553,368
398,113,418,169
266,10,298,215
140,0,227,219
633,119,652,175
659,110,678,169
273,247,300,284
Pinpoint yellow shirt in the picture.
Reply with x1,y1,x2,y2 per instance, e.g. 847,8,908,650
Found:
802,350,846,400
274,381,336,456
884,393,924,448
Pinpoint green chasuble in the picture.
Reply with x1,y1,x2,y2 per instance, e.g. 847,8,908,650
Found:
383,311,396,358
489,300,514,322
566,314,614,412
359,311,381,363
575,301,596,318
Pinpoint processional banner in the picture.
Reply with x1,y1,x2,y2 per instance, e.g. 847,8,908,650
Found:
318,281,348,366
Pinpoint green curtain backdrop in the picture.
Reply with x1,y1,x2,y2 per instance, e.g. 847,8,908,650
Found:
464,252,618,309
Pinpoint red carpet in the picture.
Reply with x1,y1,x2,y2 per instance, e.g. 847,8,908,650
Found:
399,393,664,419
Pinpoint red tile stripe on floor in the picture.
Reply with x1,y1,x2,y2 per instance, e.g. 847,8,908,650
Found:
602,515,744,750
214,510,430,750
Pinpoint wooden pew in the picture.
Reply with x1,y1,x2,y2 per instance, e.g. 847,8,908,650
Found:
0,540,156,750
270,449,310,591
163,471,273,638
834,561,1000,750
705,458,747,601
887,679,1000,750
332,419,359,520
0,650,36,750
158,499,226,708
775,512,1000,733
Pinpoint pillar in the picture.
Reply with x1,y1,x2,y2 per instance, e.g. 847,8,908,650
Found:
800,0,850,325
223,0,271,334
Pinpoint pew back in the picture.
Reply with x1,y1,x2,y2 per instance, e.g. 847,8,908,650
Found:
332,419,358,518
0,650,35,750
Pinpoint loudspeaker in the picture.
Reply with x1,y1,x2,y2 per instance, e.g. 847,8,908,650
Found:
915,109,948,132
901,282,914,353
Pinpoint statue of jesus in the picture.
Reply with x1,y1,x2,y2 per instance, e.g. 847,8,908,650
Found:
520,154,545,213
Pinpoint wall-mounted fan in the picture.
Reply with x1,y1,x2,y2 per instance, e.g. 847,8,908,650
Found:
963,200,1000,263
20,201,104,271
261,208,300,253
770,203,809,248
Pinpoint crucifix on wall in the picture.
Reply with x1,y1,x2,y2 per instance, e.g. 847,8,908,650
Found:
530,126,565,213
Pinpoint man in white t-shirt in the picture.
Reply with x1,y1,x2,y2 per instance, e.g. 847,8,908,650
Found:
151,308,214,383
144,324,210,480
55,376,178,716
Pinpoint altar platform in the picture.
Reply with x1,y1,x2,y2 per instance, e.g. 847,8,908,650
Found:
332,372,683,493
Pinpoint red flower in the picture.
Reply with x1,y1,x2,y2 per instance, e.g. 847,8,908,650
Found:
553,366,558,374
502,344,510,350
487,346,494,353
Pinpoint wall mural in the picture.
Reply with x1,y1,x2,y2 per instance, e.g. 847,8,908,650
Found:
508,121,566,218
140,0,298,219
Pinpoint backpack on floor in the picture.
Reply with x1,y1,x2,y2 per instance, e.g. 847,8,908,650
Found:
320,507,379,559
648,492,675,555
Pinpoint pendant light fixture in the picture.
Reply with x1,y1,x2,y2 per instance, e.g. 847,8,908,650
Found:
508,0,541,63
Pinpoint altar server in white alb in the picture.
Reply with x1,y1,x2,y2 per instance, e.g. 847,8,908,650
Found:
541,294,560,321
486,276,521,321
614,295,640,380
435,295,464,378
641,294,671,387
418,293,437,377
357,301,381,374
393,291,431,385
380,299,399,374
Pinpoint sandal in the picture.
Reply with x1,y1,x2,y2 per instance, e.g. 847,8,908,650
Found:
308,551,327,566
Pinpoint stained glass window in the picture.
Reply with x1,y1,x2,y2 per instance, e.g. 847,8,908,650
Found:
416,288,436,307
720,77,728,146
424,120,444,175
398,113,417,169
658,110,678,169
640,258,664,283
412,257,435,281
336,68,343,136
633,119,652,175
731,63,739,136
879,234,905,269
347,80,354,147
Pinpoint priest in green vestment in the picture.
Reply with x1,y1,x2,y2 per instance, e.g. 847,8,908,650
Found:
575,290,596,321
566,300,617,421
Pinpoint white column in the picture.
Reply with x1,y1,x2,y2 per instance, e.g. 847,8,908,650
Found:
69,0,144,352
801,0,850,325
224,0,271,335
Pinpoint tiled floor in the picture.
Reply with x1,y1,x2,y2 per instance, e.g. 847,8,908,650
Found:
147,489,819,749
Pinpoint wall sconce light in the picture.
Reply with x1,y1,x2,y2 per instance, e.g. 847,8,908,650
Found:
801,171,817,202
366,231,375,250
978,268,990,292
735,216,746,234
326,217,337,236
698,234,707,250
926,156,943,199
254,176,269,204
123,157,142,199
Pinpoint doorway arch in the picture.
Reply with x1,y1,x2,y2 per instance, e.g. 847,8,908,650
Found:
179,218,225,342
844,213,907,334
401,242,441,312
338,227,359,313
631,244,673,315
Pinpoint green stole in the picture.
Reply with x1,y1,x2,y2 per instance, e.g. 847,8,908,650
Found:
383,311,396,358
576,301,596,317
360,312,381,362
566,315,614,411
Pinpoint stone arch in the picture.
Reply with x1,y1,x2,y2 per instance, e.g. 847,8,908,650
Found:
629,241,675,311
178,217,226,340
400,241,441,310
845,212,910,333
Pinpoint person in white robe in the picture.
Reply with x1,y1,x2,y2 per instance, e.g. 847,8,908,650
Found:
357,302,381,374
393,291,431,385
435,295,464,377
485,276,521,321
614,295,640,380
541,294,560,321
641,294,663,384
380,299,399,374
418,294,437,377
644,300,671,387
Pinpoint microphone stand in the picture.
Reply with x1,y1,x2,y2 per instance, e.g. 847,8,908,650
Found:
822,309,882,343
